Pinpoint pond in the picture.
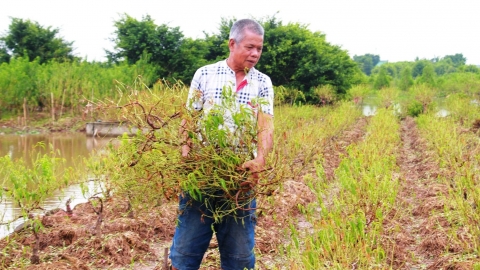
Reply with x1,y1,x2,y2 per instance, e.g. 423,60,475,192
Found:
360,98,454,118
0,133,112,239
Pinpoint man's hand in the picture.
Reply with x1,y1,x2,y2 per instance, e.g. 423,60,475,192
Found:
241,156,265,182
179,119,191,158
242,156,265,171
240,111,273,184
181,144,190,158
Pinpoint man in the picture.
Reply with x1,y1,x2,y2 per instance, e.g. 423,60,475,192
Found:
170,18,274,270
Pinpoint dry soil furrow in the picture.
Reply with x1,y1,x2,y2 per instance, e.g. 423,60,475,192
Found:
383,116,449,269
255,116,369,269
322,116,369,182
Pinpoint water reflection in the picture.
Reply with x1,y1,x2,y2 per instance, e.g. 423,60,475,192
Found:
436,109,450,118
0,133,112,169
361,103,451,118
0,181,103,239
362,104,377,116
0,133,112,239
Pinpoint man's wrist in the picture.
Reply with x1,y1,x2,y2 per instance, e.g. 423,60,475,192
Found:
254,154,266,165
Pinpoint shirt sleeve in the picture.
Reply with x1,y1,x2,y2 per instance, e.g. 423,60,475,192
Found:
187,68,204,111
259,76,274,116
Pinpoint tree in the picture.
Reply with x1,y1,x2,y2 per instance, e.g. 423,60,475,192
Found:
108,14,361,96
107,14,207,82
411,59,430,78
373,66,391,89
106,14,157,64
256,16,360,99
354,55,373,75
202,17,233,62
175,37,210,81
0,41,11,63
443,53,466,67
435,60,457,75
353,54,380,75
398,66,414,91
0,18,75,64
417,63,436,87
463,65,479,74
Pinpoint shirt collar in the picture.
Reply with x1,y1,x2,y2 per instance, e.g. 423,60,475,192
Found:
223,59,256,76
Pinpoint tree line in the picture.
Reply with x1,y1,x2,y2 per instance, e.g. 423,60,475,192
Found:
353,53,480,91
1,14,479,118
0,14,362,114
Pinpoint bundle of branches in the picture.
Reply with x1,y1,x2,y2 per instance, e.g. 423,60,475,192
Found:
89,79,278,221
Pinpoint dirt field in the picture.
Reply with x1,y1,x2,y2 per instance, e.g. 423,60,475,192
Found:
0,115,476,269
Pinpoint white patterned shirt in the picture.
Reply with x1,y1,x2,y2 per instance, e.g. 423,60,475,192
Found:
187,59,274,119
187,59,274,155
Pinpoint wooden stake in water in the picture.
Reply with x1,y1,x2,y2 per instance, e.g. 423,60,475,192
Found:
23,98,27,127
60,88,66,118
51,92,55,121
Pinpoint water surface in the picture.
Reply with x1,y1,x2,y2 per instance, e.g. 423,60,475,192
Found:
0,133,111,239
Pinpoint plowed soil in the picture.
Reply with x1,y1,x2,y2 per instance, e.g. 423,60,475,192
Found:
1,115,474,269
381,116,471,269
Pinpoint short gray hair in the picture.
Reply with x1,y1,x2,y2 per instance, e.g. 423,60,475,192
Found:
229,19,264,43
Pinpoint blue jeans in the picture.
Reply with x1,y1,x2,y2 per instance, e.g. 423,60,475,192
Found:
169,191,256,270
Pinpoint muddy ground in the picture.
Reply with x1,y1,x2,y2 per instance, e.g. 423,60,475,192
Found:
0,165,318,270
1,115,477,269
381,117,477,269
0,113,87,135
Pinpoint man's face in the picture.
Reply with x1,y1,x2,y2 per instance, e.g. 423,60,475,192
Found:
229,29,263,71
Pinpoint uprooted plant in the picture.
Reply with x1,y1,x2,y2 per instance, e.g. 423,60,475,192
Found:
88,78,280,222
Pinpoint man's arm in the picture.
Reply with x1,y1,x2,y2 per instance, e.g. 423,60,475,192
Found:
181,66,204,158
180,88,202,158
179,118,192,158
242,111,274,172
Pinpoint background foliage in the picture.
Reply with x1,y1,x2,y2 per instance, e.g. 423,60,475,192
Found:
0,18,76,64
0,15,479,117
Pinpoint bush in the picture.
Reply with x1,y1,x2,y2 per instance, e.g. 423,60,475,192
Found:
346,84,372,105
273,85,306,106
406,99,424,117
312,85,337,105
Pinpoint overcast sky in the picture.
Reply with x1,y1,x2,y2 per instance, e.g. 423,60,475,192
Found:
1,0,479,65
